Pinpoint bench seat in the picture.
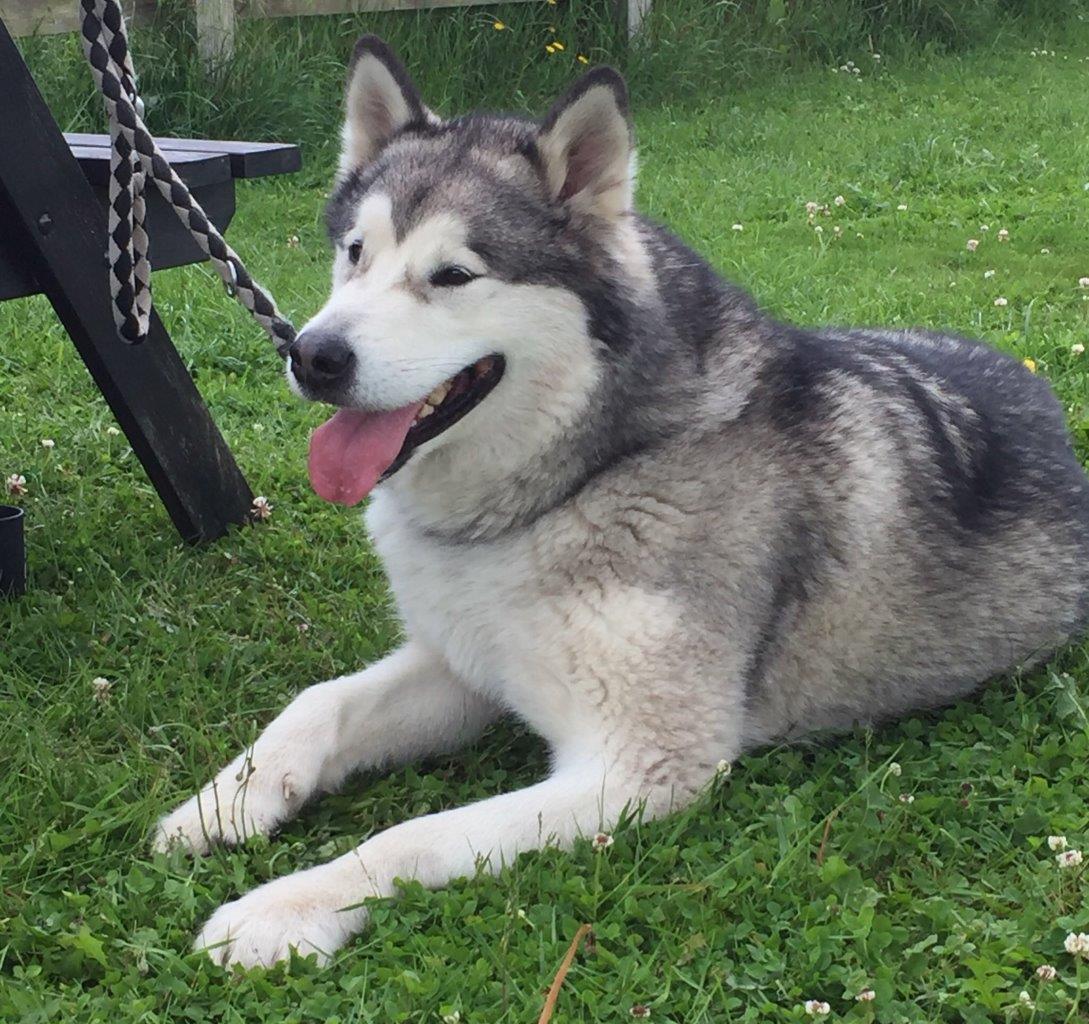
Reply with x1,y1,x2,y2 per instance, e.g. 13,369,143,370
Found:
0,134,301,301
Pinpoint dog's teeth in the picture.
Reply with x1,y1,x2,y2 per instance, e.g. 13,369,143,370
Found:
427,382,451,406
416,403,435,420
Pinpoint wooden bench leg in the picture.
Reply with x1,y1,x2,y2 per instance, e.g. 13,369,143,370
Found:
0,19,254,543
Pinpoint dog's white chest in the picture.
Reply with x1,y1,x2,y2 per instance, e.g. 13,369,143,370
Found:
366,493,565,727
365,488,687,751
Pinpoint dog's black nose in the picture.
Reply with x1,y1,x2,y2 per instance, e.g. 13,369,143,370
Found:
288,331,355,390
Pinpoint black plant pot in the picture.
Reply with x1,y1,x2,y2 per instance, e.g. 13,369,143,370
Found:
0,504,26,597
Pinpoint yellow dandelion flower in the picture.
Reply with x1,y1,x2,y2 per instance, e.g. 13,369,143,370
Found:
545,43,556,54
546,0,557,5
1022,357,1037,373
577,54,590,64
553,41,565,51
492,20,506,30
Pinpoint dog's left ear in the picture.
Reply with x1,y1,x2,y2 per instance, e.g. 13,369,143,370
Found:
537,67,634,220
339,35,432,176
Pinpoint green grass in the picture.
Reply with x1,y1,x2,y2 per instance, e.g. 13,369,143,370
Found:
16,1,1086,168
3,13,1089,1024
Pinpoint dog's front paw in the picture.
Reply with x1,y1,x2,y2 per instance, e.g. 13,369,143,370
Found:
196,869,364,969
151,761,306,855
152,791,274,855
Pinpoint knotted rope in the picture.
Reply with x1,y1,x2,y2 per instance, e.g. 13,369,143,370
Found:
79,0,296,355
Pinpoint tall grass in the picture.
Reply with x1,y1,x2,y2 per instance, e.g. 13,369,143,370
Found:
15,0,1086,176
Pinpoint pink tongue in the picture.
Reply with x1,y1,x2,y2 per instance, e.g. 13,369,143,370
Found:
308,404,421,506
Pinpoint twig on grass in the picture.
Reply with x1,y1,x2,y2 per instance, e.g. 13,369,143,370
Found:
816,809,839,867
537,923,593,1024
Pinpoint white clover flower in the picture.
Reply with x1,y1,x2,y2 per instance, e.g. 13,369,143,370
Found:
1056,849,1083,868
591,832,614,851
1064,932,1089,957
899,793,914,804
984,269,996,278
40,438,55,449
92,677,112,703
630,1006,651,1019
1079,277,1089,288
1040,248,1050,254
980,223,990,232
1048,835,1068,852
888,762,902,776
805,201,821,216
833,226,842,237
1018,991,1034,1009
896,203,908,211
998,228,1010,242
804,1000,831,1016
732,223,744,232
834,195,846,206
1036,964,1057,981
994,297,1008,307
872,53,881,61
5,473,27,496
814,225,823,234
715,759,732,778
966,239,979,252
1072,343,1085,355
106,425,121,436
251,495,273,521
856,989,876,1002
441,1014,460,1024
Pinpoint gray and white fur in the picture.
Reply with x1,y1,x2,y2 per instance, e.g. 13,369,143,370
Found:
154,36,1089,967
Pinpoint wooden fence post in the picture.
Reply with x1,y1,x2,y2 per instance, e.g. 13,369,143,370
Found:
626,0,650,38
194,0,235,67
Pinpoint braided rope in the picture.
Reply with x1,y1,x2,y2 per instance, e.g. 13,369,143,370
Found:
80,0,295,355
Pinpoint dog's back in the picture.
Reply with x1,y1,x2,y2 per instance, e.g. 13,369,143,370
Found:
659,313,1089,744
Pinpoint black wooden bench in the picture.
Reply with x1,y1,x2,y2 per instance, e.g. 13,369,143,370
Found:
1,133,300,301
0,16,301,542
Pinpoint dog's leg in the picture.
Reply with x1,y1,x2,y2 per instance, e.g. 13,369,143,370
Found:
193,755,695,968
152,643,499,854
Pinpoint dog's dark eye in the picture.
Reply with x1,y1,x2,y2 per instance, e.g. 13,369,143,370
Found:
430,265,477,288
347,241,363,265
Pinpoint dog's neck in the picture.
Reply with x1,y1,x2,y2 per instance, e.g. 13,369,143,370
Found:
375,220,770,544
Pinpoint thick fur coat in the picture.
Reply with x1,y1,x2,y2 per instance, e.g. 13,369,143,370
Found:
154,37,1089,967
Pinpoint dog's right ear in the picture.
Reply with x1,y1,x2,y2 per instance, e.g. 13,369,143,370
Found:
339,35,428,176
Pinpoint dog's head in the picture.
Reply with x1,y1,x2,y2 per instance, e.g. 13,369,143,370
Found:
293,36,643,510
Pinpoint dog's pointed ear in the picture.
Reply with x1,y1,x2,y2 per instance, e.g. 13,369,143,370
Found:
537,67,634,219
339,35,429,175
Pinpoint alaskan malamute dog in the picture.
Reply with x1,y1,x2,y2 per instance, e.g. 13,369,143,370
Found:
155,36,1089,967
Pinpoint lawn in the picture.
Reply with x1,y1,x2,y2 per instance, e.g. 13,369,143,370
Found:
2,14,1089,1024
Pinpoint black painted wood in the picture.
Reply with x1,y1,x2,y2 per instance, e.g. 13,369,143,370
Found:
1,132,299,298
64,133,302,179
70,143,233,189
0,17,255,542
0,178,236,301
